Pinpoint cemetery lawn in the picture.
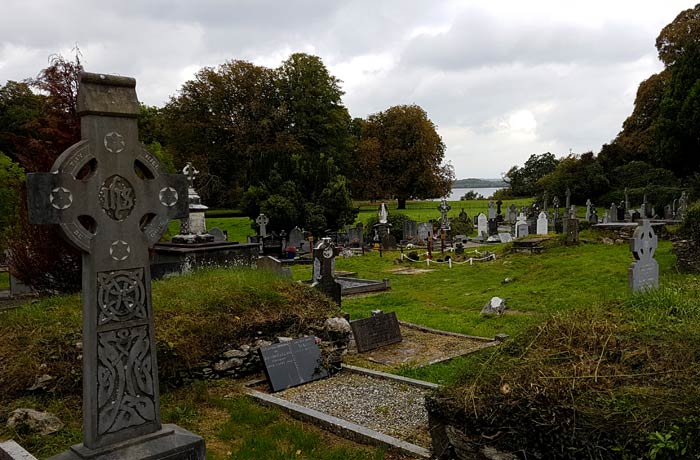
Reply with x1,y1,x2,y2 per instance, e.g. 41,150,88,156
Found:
0,271,8,290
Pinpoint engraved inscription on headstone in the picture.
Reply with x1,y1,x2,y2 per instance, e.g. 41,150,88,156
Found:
350,311,402,353
260,336,329,392
629,220,659,292
26,73,204,459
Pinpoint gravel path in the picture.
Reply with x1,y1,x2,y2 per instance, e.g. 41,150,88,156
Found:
277,372,431,447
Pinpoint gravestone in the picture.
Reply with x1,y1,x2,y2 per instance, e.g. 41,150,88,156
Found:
209,227,226,242
26,73,204,459
536,212,548,235
257,255,292,279
664,204,673,220
629,220,659,292
312,237,341,305
487,218,498,236
438,199,451,230
346,223,364,247
565,187,571,209
515,213,528,238
288,226,305,252
417,222,432,242
172,162,213,243
256,213,269,238
565,216,579,244
624,188,630,215
487,201,496,220
507,204,517,223
632,211,641,222
260,336,328,392
458,208,469,222
477,213,488,238
381,232,397,250
678,191,689,219
585,199,593,221
589,208,598,224
610,203,618,222
350,311,402,353
403,219,418,240
496,199,503,216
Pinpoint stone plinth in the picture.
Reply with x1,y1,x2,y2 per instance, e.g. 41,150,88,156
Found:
151,241,259,279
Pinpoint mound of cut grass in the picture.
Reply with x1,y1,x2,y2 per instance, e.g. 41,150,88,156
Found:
429,278,700,459
0,268,340,407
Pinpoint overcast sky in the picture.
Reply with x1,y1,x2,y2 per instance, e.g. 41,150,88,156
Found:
0,1,695,178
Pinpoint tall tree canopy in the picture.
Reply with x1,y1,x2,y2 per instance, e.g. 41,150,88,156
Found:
163,53,357,235
503,152,559,197
350,104,453,209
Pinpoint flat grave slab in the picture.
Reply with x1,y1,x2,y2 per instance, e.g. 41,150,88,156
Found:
260,336,329,392
344,322,497,370
350,312,402,353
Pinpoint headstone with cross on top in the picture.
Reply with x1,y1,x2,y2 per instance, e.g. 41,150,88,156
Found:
256,213,269,238
629,220,659,292
26,73,204,459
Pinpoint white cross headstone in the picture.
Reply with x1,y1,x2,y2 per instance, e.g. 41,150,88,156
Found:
536,212,548,235
256,213,269,238
515,212,528,238
477,213,488,238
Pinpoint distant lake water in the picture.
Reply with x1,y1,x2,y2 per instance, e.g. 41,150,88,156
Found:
433,187,504,201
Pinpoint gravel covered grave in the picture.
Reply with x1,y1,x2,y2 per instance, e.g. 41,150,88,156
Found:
276,372,431,447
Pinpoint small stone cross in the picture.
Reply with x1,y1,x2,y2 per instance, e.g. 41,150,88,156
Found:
26,73,202,458
182,162,199,190
256,213,269,238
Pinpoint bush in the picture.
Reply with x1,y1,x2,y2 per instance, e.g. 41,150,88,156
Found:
679,201,700,241
365,212,412,242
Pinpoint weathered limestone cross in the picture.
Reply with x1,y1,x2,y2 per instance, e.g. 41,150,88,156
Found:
27,73,204,459
256,213,269,238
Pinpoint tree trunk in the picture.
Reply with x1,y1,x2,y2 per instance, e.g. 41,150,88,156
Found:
397,197,407,209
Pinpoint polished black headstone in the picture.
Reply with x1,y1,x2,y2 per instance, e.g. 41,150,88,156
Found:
350,311,402,353
259,336,329,392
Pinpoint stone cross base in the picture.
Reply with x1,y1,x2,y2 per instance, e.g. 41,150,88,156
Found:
48,425,204,460
172,233,215,244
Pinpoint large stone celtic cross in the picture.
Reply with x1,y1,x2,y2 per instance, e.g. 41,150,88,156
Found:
27,73,203,459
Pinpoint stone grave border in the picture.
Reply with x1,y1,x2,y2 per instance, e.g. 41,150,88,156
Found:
245,325,501,458
396,321,500,367
245,365,435,459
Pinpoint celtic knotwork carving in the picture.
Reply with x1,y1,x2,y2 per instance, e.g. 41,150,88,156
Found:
99,175,135,221
97,268,146,325
97,325,155,435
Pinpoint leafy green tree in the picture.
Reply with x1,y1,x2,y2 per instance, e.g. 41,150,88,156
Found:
537,153,609,203
352,104,453,209
0,152,23,250
503,152,559,197
0,81,45,162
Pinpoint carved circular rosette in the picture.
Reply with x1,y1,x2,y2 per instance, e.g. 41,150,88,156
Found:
109,240,131,261
159,187,178,207
50,187,73,210
104,131,125,153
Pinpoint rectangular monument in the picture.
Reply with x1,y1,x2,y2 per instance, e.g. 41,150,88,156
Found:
27,73,204,459
259,336,329,392
350,311,402,353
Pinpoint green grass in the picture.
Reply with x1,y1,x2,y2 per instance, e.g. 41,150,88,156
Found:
354,198,534,225
298,239,675,340
0,271,8,290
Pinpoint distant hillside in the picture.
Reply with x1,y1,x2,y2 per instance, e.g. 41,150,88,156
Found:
453,178,507,188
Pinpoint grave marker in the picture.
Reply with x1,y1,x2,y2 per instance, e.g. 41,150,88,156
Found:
350,311,402,353
260,336,329,392
477,213,488,238
256,213,269,238
26,73,204,459
312,237,341,304
536,212,548,235
629,220,659,292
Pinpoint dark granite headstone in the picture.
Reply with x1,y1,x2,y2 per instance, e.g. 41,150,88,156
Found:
27,73,204,459
260,336,328,392
312,237,342,305
350,311,402,353
487,218,498,236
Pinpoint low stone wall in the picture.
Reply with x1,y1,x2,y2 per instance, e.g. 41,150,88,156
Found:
673,239,700,273
151,242,259,279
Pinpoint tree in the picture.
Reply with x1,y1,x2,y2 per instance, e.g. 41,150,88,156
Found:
352,104,453,209
4,53,83,293
0,153,23,252
536,153,609,203
165,54,358,234
503,152,559,197
0,81,45,162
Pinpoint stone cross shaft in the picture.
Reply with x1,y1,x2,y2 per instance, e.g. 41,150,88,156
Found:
26,73,188,452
